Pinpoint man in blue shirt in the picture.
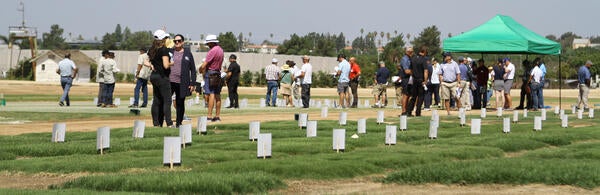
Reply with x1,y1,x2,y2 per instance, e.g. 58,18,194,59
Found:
538,58,547,108
372,61,390,108
577,60,593,110
457,57,472,110
56,53,78,107
336,54,351,108
397,47,413,115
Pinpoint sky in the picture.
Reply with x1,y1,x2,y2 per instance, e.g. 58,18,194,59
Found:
1,0,599,44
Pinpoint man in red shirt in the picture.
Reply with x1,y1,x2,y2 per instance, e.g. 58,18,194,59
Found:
349,57,362,108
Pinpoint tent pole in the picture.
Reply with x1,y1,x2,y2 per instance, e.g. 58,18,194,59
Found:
559,55,562,110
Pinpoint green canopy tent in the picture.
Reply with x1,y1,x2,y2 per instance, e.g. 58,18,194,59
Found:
442,14,564,108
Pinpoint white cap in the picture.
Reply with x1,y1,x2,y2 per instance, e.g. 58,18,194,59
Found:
467,57,473,62
205,34,219,43
272,58,278,63
153,29,170,40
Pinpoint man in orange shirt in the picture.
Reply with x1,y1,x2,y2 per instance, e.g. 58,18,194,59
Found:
349,57,362,108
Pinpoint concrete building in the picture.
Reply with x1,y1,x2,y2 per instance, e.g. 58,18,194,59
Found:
573,38,591,49
31,50,94,82
242,44,278,54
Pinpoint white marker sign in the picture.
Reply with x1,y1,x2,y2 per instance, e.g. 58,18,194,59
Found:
399,115,407,131
52,123,66,142
132,120,145,138
471,119,481,135
163,137,181,167
377,110,385,124
257,133,272,159
197,116,207,135
321,107,328,118
385,125,397,145
503,117,510,133
428,120,437,139
249,121,260,141
179,124,192,147
534,116,542,131
298,113,308,128
307,121,317,137
339,112,347,126
96,126,110,153
332,129,346,152
357,118,366,134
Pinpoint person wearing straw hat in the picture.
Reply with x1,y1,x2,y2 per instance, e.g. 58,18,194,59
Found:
264,58,280,107
280,60,295,107
199,34,224,122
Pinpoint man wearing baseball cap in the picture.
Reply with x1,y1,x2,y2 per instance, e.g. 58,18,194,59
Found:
577,60,594,110
503,57,516,110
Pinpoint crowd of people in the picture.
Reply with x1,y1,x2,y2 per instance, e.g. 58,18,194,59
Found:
57,31,596,127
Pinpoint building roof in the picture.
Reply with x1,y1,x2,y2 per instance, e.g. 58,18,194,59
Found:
573,38,590,45
31,50,95,65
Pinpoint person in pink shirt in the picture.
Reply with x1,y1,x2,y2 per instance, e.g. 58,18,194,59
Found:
199,34,224,122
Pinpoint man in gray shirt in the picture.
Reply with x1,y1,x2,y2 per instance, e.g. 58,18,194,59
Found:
438,52,461,115
57,53,78,107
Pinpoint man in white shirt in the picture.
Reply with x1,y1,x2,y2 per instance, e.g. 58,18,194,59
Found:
299,55,312,108
57,53,78,107
503,57,516,110
131,48,151,108
336,54,351,108
529,62,543,111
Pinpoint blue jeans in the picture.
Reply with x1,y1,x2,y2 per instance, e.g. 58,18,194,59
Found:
538,80,544,108
530,82,541,109
60,77,73,105
102,83,115,105
266,81,278,106
134,78,148,106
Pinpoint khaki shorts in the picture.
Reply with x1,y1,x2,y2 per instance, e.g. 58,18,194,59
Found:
440,81,458,100
280,83,292,95
372,84,387,96
504,79,513,94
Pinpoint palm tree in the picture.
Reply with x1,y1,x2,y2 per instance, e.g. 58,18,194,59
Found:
269,33,273,44
0,35,9,44
360,28,364,38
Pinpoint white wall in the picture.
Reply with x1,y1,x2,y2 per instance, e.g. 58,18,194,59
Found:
2,48,338,79
35,57,60,82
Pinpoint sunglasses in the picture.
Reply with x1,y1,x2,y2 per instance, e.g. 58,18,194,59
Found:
173,39,183,43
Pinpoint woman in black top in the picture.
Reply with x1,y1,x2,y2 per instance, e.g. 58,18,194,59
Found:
148,29,174,127
492,59,506,109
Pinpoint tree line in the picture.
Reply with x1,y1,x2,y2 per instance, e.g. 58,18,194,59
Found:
1,24,599,83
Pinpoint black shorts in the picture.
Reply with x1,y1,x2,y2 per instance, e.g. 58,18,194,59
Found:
194,82,203,93
401,78,412,95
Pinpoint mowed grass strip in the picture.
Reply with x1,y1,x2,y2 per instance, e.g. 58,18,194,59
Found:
0,110,599,193
384,143,600,189
58,172,285,194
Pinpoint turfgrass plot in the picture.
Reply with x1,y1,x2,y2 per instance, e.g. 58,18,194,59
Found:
0,110,599,193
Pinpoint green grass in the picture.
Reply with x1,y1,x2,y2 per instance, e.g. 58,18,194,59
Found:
1,108,599,193
0,111,131,122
